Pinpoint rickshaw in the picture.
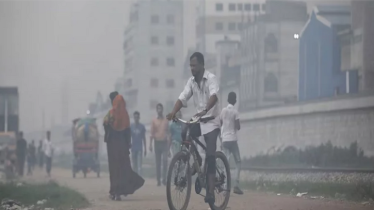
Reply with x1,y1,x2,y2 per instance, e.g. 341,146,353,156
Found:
71,118,100,178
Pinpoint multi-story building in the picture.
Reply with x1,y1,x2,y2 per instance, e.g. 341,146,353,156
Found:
340,0,374,92
238,0,308,112
195,0,266,54
122,0,183,123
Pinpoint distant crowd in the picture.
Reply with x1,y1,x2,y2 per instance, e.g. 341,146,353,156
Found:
10,131,54,177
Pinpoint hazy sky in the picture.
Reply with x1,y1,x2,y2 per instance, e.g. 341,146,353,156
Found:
0,0,132,132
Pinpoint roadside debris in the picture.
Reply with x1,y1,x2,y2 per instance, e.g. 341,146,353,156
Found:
296,192,308,197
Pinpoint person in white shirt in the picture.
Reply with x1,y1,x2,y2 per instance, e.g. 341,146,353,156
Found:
43,131,54,177
220,92,244,195
167,52,220,203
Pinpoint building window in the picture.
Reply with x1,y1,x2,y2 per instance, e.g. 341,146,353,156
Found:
264,73,278,92
228,22,236,31
150,57,159,66
166,58,175,66
238,3,243,11
167,14,175,24
151,15,159,24
149,100,158,109
150,36,159,45
215,22,223,30
253,3,260,11
228,3,236,11
262,4,266,11
150,78,159,87
216,3,223,11
265,33,278,53
166,79,175,88
166,36,175,46
244,3,251,11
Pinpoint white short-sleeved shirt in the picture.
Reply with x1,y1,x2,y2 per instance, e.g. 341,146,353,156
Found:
178,70,220,135
43,139,54,157
220,104,239,142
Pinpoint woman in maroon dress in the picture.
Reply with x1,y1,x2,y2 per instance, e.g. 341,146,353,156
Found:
104,91,144,201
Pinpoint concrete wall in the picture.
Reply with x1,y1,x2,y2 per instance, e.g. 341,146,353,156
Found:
237,94,374,157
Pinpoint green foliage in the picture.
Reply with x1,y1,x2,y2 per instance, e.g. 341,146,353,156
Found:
241,141,374,168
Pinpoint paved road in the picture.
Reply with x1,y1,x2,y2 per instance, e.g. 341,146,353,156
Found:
27,168,372,210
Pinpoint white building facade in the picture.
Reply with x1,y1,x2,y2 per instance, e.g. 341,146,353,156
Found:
121,0,184,124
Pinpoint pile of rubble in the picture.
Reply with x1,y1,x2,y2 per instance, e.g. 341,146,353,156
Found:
1,198,50,210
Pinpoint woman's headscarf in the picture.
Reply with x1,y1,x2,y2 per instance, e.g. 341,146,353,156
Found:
103,94,130,131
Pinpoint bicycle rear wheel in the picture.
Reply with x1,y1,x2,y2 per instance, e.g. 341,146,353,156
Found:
208,151,231,210
166,151,192,210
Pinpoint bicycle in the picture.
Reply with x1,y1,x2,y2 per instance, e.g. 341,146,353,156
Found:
166,116,231,210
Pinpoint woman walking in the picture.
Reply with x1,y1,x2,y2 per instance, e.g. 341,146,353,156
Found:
103,91,144,201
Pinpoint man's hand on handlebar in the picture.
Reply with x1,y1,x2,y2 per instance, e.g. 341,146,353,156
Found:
193,110,207,118
166,112,176,121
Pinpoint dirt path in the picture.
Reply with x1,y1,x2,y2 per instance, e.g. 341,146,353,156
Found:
24,168,372,210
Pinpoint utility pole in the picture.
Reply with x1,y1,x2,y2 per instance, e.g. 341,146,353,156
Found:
42,108,45,133
4,98,8,132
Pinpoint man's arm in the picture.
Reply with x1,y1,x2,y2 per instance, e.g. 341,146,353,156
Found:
143,126,147,156
149,120,154,151
235,110,241,131
170,80,193,116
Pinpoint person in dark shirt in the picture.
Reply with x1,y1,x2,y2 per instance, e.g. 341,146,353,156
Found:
27,140,36,175
16,131,27,176
130,111,146,175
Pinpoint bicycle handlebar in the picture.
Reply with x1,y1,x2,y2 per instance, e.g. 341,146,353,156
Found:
174,116,215,124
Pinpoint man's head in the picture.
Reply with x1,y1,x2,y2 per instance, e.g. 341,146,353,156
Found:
156,103,163,116
228,92,237,105
133,111,140,123
109,91,119,104
46,131,51,141
190,52,205,77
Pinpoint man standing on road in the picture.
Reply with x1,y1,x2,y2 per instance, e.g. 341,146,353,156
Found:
38,140,44,169
220,92,244,195
167,52,220,203
150,103,169,186
16,131,27,177
43,131,54,177
131,111,146,175
27,140,36,175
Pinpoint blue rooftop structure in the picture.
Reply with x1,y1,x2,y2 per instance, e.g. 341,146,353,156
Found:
298,5,358,101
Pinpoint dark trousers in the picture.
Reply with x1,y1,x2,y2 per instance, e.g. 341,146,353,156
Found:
39,153,44,168
182,124,220,175
17,157,25,176
154,141,168,184
45,156,52,175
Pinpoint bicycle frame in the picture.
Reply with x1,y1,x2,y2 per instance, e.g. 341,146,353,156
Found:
179,123,208,186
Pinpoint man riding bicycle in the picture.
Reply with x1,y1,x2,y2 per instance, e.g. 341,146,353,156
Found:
166,52,220,203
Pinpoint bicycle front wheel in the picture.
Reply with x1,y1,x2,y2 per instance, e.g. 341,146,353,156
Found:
166,151,192,210
208,151,231,210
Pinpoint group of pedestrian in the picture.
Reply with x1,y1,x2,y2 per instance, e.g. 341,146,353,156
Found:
15,131,54,177
127,104,183,187
102,52,244,204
